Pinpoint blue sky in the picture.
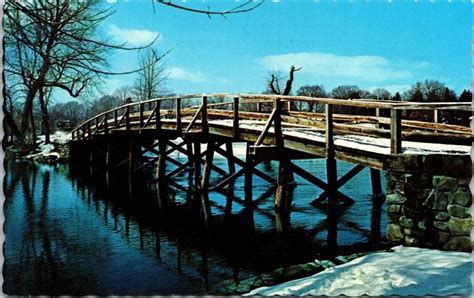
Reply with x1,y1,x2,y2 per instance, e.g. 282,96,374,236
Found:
89,0,471,100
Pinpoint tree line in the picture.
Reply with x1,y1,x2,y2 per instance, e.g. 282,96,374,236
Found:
266,73,471,126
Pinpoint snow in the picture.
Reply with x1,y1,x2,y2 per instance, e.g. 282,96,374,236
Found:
246,246,472,296
210,119,470,155
26,130,71,160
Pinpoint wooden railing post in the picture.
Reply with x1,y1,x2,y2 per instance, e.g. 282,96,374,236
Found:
104,114,109,135
273,98,283,147
125,106,130,131
72,130,76,140
325,104,334,159
156,100,162,131
325,103,337,205
95,117,99,131
434,109,438,123
176,98,182,132
375,108,381,129
114,110,118,127
87,121,92,139
201,96,208,135
139,103,144,128
257,102,262,113
233,96,239,139
390,109,402,154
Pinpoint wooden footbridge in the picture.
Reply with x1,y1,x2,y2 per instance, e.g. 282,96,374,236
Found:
70,93,471,210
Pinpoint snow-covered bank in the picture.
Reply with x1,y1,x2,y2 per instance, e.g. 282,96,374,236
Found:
25,131,72,162
246,246,472,296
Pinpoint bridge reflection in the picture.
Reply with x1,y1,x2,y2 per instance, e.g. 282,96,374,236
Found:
69,160,387,285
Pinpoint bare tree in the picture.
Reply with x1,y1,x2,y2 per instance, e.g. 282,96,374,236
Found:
4,0,160,147
267,66,302,96
153,0,263,17
371,88,391,100
133,49,169,102
296,85,327,112
114,86,134,103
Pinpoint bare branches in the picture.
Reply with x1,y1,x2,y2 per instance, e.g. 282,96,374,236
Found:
154,0,264,18
267,66,301,96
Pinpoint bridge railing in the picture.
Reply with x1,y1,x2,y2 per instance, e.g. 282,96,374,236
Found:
71,93,472,154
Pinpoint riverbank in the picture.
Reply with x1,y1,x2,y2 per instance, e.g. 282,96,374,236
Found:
6,130,71,163
245,245,472,296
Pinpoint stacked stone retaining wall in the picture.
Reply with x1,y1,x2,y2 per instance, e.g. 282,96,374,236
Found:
384,154,472,252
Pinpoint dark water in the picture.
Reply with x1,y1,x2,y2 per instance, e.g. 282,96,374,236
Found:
3,151,387,295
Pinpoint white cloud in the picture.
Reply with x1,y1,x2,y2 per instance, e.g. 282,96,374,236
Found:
107,24,161,46
259,52,425,82
168,67,207,82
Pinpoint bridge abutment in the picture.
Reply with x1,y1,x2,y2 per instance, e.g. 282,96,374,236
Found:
384,154,472,251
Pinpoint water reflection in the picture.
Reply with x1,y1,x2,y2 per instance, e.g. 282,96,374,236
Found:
4,158,388,295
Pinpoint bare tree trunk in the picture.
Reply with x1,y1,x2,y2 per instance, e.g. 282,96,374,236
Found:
20,83,39,137
3,106,23,143
29,107,37,148
39,87,51,144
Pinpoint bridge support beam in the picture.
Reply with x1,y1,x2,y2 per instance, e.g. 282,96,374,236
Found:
370,168,383,196
156,140,167,180
244,143,253,207
194,142,201,187
201,141,215,190
275,158,292,211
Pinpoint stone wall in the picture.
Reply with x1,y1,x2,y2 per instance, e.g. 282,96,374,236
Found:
384,155,472,252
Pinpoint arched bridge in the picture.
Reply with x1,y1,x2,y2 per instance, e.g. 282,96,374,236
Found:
70,93,472,210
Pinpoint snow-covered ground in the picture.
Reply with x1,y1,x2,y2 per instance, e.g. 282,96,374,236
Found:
26,131,72,161
246,246,472,296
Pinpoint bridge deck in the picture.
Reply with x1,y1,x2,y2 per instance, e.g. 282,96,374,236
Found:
71,93,472,171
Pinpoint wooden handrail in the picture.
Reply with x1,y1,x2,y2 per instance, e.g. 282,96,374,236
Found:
71,93,472,146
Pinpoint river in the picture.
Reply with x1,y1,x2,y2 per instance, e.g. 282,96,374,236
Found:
3,152,387,295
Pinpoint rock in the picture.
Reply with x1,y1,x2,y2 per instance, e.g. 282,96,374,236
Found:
403,228,424,238
387,204,401,213
233,278,257,293
405,173,431,188
443,236,472,252
451,187,472,207
387,213,400,223
433,221,449,231
448,217,472,236
404,236,419,246
438,232,450,244
314,260,336,269
432,176,458,191
434,211,450,221
423,190,449,210
399,216,415,228
387,224,404,242
458,178,471,187
334,256,350,265
447,204,470,218
402,205,422,218
386,193,407,204
417,220,427,230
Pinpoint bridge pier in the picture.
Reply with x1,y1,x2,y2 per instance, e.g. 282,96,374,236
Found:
384,154,471,251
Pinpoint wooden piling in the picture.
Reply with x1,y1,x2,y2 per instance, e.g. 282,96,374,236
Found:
370,168,383,196
156,140,167,180
275,158,291,210
244,142,253,206
225,142,236,174
201,141,215,189
194,142,201,187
